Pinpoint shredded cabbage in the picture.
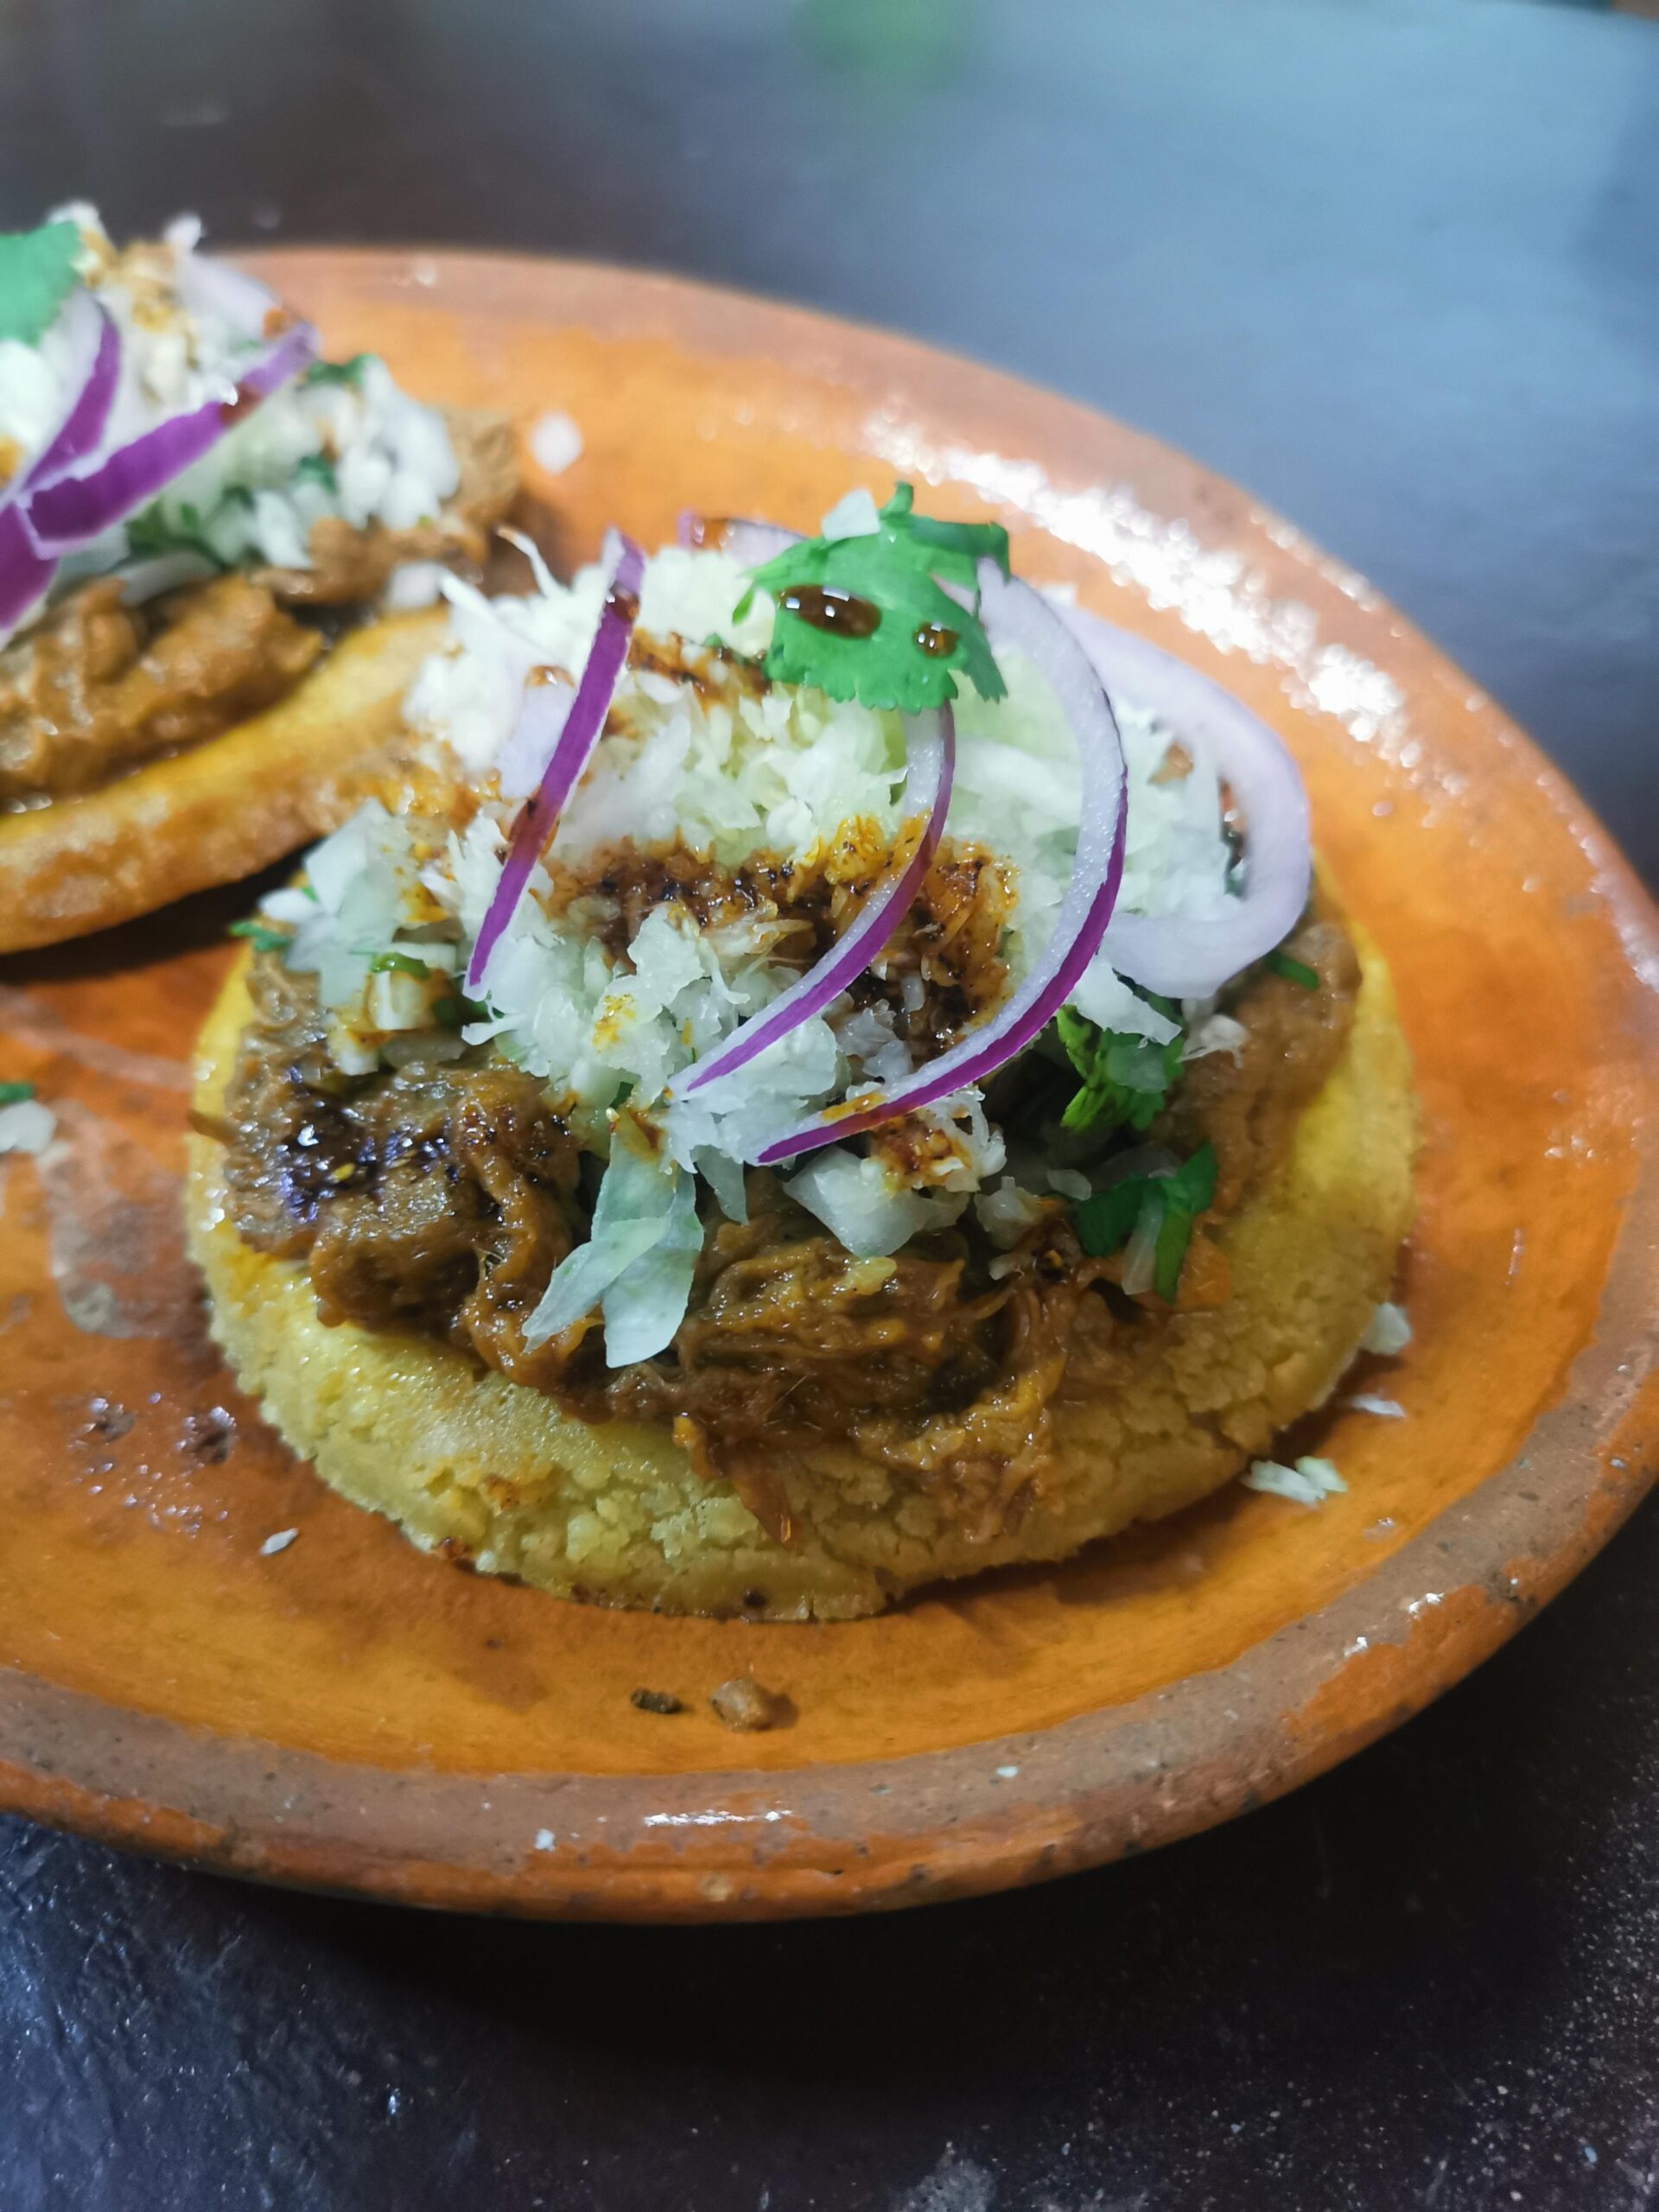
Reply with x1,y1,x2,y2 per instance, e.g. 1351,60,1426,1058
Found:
789,1147,967,1258
0,1098,54,1154
1243,1456,1348,1505
524,1134,692,1358
251,543,1263,1370
1360,1301,1413,1357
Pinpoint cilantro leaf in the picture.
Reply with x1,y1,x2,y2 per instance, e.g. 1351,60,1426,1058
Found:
296,451,339,493
125,499,226,569
0,1080,35,1106
1071,1173,1147,1255
1054,999,1183,1135
228,919,291,954
1074,1141,1217,1300
303,353,372,388
876,481,1010,587
1268,950,1319,989
0,221,81,346
742,481,1010,714
1163,1142,1218,1216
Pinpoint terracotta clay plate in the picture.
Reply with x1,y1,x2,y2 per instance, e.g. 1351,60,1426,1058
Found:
1,252,1655,1923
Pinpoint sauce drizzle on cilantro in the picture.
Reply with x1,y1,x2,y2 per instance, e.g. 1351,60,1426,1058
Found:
737,483,1011,714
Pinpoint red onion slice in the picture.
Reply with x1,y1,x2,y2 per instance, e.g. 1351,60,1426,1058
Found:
467,532,645,995
0,294,119,639
0,502,55,633
173,248,287,346
754,563,1128,1166
1054,604,1311,1000
1,291,120,508
681,706,956,1096
675,512,799,567
26,317,315,554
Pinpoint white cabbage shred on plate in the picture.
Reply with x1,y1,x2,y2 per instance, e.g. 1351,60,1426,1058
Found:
0,1097,54,1155
1243,1456,1348,1507
252,531,1246,1364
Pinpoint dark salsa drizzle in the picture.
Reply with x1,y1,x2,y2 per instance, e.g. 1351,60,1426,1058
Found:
217,822,1360,1540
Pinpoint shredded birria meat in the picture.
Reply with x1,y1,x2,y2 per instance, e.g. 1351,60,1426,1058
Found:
218,890,1357,1539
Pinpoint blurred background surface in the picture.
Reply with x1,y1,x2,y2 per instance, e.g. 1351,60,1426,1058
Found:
3,0,1657,880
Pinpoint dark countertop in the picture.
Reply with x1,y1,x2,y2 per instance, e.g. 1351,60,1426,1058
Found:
3,3,1656,2205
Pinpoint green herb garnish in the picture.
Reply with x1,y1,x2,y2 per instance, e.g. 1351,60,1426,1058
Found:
1074,1141,1217,1301
701,632,766,669
296,452,339,493
432,993,488,1030
736,482,1011,714
1268,950,1319,989
227,919,290,954
1054,1000,1183,1135
125,499,226,569
0,1080,35,1106
303,353,372,388
366,950,433,978
0,221,81,346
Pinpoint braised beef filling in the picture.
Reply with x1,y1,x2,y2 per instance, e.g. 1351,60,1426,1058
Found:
2,410,518,808
219,849,1358,1537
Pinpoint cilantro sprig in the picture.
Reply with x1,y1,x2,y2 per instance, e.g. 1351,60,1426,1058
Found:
0,221,81,346
126,499,227,569
227,918,291,954
737,483,1012,714
1074,1142,1217,1302
1268,950,1319,989
303,353,372,388
296,451,339,493
1054,1001,1183,1135
0,1080,35,1107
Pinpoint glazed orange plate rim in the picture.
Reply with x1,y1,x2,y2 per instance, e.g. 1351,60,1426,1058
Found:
0,251,1654,1922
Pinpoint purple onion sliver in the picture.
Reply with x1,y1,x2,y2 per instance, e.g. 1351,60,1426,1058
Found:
26,318,317,554
681,706,955,1096
27,306,119,491
236,320,318,400
175,251,289,346
676,512,801,567
493,676,574,802
719,518,800,569
27,400,227,550
466,533,646,995
755,563,1129,1166
1057,604,1311,1000
0,502,56,635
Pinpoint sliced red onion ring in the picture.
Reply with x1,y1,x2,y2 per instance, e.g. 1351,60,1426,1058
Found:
754,563,1128,1166
681,706,956,1096
0,293,119,639
467,532,645,995
675,512,799,568
26,317,315,553
0,503,55,633
173,248,286,346
18,293,120,494
1052,604,1311,1000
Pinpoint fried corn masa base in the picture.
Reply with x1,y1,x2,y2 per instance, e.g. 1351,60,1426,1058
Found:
186,932,1416,1622
0,607,448,955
